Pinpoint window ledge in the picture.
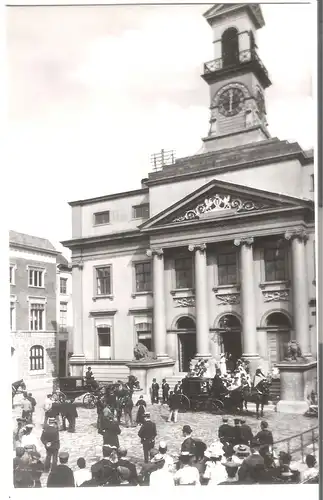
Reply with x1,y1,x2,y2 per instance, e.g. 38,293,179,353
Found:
92,295,114,302
28,286,45,289
170,288,194,296
259,281,290,289
213,284,240,293
131,291,153,298
28,370,46,376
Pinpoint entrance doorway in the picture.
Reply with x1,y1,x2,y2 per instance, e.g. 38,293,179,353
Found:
58,341,67,377
176,316,196,372
218,314,242,366
266,312,291,367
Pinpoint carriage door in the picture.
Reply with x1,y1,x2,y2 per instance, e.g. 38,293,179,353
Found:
98,327,111,359
58,341,67,377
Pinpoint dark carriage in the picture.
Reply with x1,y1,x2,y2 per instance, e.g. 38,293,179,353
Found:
179,377,226,413
52,376,103,409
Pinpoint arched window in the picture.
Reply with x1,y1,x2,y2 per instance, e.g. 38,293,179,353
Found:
30,345,44,371
221,27,239,67
266,313,291,328
176,316,195,330
218,314,241,330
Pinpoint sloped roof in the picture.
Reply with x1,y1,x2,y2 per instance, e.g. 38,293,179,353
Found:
9,230,58,254
57,253,70,267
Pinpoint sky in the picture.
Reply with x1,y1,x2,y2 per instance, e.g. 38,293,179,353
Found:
6,2,315,257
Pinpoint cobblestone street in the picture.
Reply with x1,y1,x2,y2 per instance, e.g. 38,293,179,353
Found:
12,393,318,487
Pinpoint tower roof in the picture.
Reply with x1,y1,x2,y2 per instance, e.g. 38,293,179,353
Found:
204,4,265,30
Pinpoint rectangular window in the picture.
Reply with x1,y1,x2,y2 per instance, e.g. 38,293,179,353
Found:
10,265,15,285
30,345,44,371
30,303,45,331
94,211,110,225
60,302,68,332
264,247,287,282
135,262,152,292
98,327,111,359
96,266,112,295
28,269,44,287
133,204,149,219
217,252,238,285
136,322,152,351
60,278,67,294
175,257,193,289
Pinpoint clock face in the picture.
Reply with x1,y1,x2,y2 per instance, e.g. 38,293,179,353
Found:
218,87,244,117
256,90,266,115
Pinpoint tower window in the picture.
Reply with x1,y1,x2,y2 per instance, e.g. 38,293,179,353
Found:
221,27,239,68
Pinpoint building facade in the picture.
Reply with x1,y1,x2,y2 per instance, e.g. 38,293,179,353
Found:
62,5,316,396
57,254,73,377
10,231,59,392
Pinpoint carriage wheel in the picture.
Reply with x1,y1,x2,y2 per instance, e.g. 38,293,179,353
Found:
179,395,190,412
211,399,224,414
52,391,66,403
83,393,97,409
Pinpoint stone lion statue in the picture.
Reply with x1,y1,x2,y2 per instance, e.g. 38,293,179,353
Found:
133,343,156,361
285,340,303,361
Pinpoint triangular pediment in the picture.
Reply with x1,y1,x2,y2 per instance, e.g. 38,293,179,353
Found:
139,179,313,232
203,3,265,29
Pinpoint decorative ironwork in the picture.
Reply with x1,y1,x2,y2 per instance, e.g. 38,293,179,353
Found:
216,293,240,305
263,290,290,302
173,297,195,308
173,194,268,222
150,149,176,172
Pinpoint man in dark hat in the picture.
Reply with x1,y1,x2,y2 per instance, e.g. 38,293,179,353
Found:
40,417,60,472
232,418,244,446
162,379,170,404
60,399,78,433
167,390,181,423
181,425,196,455
151,379,159,404
240,418,253,446
138,412,157,463
238,438,265,484
47,451,75,487
218,417,234,445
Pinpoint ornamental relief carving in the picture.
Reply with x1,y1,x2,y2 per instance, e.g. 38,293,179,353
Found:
216,293,240,305
262,290,290,302
173,297,195,308
173,194,270,223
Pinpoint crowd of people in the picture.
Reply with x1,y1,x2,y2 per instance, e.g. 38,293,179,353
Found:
13,382,319,488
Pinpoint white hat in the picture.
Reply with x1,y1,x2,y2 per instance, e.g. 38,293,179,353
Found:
159,441,167,449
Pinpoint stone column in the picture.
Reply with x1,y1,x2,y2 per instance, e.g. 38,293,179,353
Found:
146,248,168,359
234,237,260,373
70,261,85,376
285,228,311,357
188,243,211,359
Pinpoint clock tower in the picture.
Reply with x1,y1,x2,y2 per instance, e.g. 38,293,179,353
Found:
201,3,272,152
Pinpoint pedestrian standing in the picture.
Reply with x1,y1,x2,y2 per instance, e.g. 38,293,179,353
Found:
240,418,253,446
138,412,157,463
151,379,159,404
123,394,134,428
255,421,274,453
21,392,33,423
181,425,196,454
101,415,121,448
232,418,244,446
167,391,180,423
135,395,146,425
162,379,170,403
61,399,78,433
47,451,75,487
28,451,44,488
74,457,92,487
43,394,53,426
40,417,60,472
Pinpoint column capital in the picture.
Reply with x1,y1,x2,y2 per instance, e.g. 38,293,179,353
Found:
188,243,207,253
284,228,308,242
146,248,163,258
234,236,254,247
72,261,84,270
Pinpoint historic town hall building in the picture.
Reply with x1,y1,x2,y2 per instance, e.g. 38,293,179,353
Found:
62,4,316,408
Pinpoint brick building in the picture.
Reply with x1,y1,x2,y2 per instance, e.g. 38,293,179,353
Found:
62,4,316,408
10,230,60,392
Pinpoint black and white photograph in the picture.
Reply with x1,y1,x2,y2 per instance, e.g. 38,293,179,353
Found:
7,1,319,492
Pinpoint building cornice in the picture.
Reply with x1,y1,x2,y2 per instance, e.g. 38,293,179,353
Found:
9,242,59,256
68,187,149,207
61,229,146,250
89,309,117,317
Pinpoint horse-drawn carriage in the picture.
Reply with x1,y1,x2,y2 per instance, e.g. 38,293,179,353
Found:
52,376,103,408
12,379,26,403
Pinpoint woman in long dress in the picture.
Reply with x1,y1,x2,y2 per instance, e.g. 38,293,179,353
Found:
219,354,227,376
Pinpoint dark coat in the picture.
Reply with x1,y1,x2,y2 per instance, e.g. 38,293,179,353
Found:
101,420,121,448
255,429,274,446
136,404,146,424
151,383,159,395
138,420,157,443
40,425,60,451
162,383,170,395
181,436,196,454
240,424,253,445
169,393,181,411
218,423,234,442
238,453,265,483
117,458,138,484
91,458,116,485
60,402,78,419
232,425,244,445
47,464,75,487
